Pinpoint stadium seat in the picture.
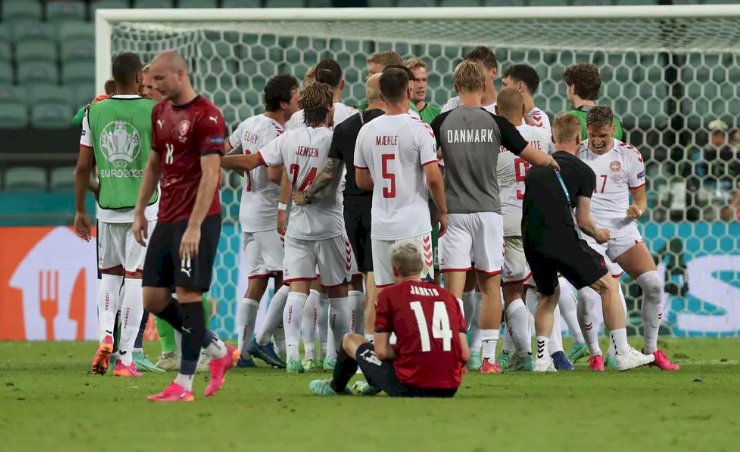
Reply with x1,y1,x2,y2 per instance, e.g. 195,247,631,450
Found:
14,41,58,64
397,0,436,6
0,42,11,62
264,0,306,7
0,61,12,84
31,102,74,128
0,24,9,42
222,0,263,7
47,1,87,23
3,167,47,191
0,84,26,103
73,83,95,109
179,0,219,7
11,22,57,45
440,0,481,6
368,0,397,6
18,61,59,84
91,0,131,14
58,22,94,41
0,104,28,128
62,62,95,85
28,85,74,107
132,0,174,8
61,39,95,64
50,167,76,191
2,1,43,23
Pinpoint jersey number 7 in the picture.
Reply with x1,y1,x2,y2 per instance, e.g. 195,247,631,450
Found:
410,301,453,352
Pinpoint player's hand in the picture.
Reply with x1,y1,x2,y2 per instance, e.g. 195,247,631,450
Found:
293,191,309,206
595,228,611,244
74,212,92,242
548,155,560,171
277,209,288,236
626,204,643,219
180,224,201,262
437,213,448,238
132,212,148,246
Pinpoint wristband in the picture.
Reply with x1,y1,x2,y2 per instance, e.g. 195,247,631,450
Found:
278,202,288,211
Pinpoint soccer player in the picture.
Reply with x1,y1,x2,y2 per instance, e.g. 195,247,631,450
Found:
522,112,654,372
405,58,440,124
576,106,679,370
441,46,498,113
220,74,300,368
431,65,559,374
232,82,353,373
309,241,468,397
296,73,385,342
354,67,446,293
132,50,236,402
355,51,404,111
501,64,551,131
562,63,624,141
74,53,157,377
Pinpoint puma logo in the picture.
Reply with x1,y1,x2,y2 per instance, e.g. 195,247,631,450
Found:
181,267,191,277
208,116,218,124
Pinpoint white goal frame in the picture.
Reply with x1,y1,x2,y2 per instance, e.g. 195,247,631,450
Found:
94,4,740,92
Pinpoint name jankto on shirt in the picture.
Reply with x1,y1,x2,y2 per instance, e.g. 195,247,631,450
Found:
447,128,496,144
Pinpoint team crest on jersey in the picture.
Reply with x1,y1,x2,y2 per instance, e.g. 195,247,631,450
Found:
610,161,621,172
178,120,191,142
99,120,141,168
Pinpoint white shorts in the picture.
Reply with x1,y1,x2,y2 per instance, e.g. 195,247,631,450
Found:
584,223,640,273
439,212,504,275
98,220,156,273
372,232,434,288
242,229,284,279
502,236,531,285
283,235,352,287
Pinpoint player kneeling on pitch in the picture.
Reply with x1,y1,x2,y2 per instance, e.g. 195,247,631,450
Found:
309,241,469,397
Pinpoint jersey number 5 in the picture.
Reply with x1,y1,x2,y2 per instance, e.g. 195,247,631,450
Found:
381,153,396,198
290,163,317,192
514,158,531,200
410,301,453,352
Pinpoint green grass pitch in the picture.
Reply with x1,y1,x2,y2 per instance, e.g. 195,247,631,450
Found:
1,339,738,452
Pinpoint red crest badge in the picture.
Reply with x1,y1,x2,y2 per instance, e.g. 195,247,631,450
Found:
610,161,621,172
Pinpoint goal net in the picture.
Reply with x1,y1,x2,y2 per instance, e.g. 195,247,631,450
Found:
96,5,740,339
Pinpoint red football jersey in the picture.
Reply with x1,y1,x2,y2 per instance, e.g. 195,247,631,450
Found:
375,280,466,389
151,96,225,224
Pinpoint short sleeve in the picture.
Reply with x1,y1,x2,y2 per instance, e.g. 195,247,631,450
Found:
196,107,226,156
353,126,369,169
258,133,284,167
627,147,646,189
227,123,242,153
374,289,392,333
80,109,92,149
493,115,528,155
328,119,351,161
416,122,438,167
578,161,596,198
430,112,446,150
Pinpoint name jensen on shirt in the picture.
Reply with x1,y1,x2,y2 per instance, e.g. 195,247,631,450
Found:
375,135,399,146
409,285,440,297
296,146,319,157
447,128,497,143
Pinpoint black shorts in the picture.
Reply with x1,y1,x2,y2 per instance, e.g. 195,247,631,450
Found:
142,214,221,292
355,343,457,398
524,237,608,296
343,194,373,273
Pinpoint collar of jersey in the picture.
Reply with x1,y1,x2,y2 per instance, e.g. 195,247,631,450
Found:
111,94,143,99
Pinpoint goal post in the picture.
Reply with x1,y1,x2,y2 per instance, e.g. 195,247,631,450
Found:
95,5,740,339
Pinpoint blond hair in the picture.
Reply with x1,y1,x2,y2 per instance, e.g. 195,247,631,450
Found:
405,57,427,71
303,66,316,86
142,63,151,73
390,241,423,277
366,73,382,104
495,87,524,118
368,51,404,68
553,113,582,144
299,82,333,127
454,60,485,95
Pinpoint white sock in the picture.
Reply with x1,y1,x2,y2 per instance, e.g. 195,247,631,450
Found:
97,274,123,343
637,271,663,353
557,278,584,343
536,336,549,360
470,291,483,352
480,329,499,360
577,287,603,356
505,299,531,357
174,330,182,357
364,333,374,343
273,325,286,357
318,292,330,359
118,278,144,366
608,284,628,358
329,296,350,358
502,323,514,355
256,285,289,345
301,290,320,360
203,332,227,359
283,291,307,362
462,290,476,330
238,298,259,358
348,290,364,334
525,288,539,320
174,373,194,392
549,305,564,354
609,328,630,355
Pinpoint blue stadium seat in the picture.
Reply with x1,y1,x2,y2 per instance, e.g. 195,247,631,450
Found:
222,0,263,6
18,61,59,84
2,1,43,22
0,104,28,127
3,167,46,191
15,41,58,64
47,1,87,23
50,167,76,191
31,102,74,128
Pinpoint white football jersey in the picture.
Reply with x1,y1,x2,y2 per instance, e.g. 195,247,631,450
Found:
528,107,551,132
441,96,496,114
354,113,437,240
497,123,555,236
285,102,358,131
576,140,646,231
228,114,284,233
259,127,343,241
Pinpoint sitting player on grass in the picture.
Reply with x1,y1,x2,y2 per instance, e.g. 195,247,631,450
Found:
309,241,469,397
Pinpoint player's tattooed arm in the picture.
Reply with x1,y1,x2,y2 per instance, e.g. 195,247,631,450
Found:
295,157,344,205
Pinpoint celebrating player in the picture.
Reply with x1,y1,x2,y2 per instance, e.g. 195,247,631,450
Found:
577,106,679,370
501,64,551,131
221,74,300,368
75,53,158,377
441,46,498,113
133,50,236,402
522,112,654,372
354,67,446,292
309,241,469,397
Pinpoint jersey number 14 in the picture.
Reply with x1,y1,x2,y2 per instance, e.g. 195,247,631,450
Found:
410,301,453,352
289,163,317,192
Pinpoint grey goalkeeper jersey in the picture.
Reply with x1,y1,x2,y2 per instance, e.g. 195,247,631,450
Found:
430,106,529,214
